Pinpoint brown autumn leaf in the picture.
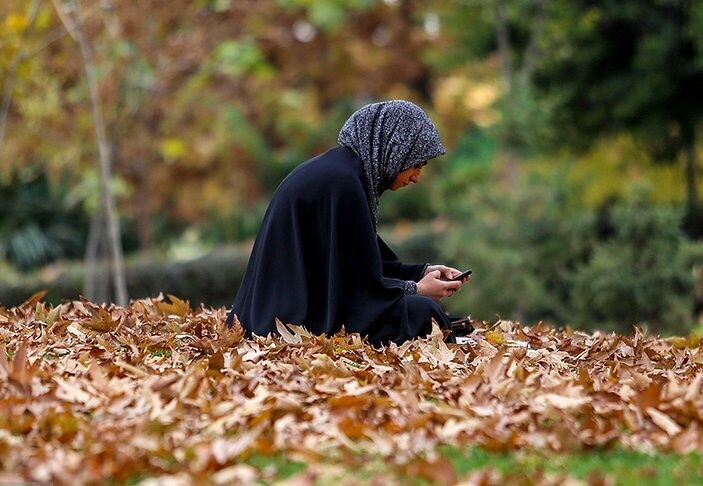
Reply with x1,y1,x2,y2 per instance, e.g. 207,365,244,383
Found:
18,290,47,310
156,294,191,317
646,408,682,436
1,295,703,484
81,307,118,333
402,457,458,485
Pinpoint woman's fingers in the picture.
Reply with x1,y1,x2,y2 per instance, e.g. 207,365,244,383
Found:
432,268,450,281
441,280,462,291
427,271,464,299
441,266,459,277
443,279,462,298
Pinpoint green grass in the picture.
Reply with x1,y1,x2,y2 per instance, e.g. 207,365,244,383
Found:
443,446,703,485
245,452,307,479
234,447,703,485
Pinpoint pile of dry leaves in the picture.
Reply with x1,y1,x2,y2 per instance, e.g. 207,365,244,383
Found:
1,292,702,484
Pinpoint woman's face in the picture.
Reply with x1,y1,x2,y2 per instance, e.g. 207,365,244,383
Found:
390,161,428,190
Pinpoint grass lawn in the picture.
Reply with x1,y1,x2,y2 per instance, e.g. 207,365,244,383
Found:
228,447,703,485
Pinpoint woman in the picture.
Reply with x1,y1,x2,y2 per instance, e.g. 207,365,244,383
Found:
226,100,471,344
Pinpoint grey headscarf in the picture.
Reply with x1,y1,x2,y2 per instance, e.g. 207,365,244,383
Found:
337,100,446,227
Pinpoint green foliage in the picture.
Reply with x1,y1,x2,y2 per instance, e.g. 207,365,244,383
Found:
430,130,497,218
0,172,87,270
533,0,703,223
439,170,596,326
2,0,702,332
437,170,701,333
378,182,436,223
201,200,269,243
491,82,556,154
276,0,374,31
570,194,699,333
211,39,274,78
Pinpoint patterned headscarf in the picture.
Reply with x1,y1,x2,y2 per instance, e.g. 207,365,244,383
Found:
337,100,446,227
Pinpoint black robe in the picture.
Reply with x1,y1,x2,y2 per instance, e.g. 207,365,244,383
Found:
225,146,452,344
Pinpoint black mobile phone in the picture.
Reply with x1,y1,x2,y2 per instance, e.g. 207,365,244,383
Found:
451,269,473,281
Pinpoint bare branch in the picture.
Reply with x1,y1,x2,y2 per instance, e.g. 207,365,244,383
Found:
49,0,78,40
25,2,101,58
494,0,513,92
52,0,129,306
519,0,546,86
27,28,70,57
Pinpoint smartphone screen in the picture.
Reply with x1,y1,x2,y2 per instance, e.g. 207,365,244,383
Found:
451,269,473,281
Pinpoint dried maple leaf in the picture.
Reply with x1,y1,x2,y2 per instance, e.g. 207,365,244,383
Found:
3,296,703,484
156,294,191,317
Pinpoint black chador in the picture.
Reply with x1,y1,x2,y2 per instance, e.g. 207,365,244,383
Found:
226,101,453,344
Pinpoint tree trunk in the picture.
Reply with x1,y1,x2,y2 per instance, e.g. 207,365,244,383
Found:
83,206,111,304
135,175,154,249
494,0,513,93
52,0,129,306
519,0,545,87
683,125,701,238
685,131,698,211
83,208,101,300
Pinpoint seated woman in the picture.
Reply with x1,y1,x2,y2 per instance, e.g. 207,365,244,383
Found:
226,100,471,344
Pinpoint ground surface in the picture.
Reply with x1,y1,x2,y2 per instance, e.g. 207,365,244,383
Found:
1,292,703,485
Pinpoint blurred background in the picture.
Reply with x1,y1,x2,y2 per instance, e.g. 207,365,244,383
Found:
1,0,703,334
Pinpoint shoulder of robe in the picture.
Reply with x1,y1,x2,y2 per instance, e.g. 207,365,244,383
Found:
284,147,365,198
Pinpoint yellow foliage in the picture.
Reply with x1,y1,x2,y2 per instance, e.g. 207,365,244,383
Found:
35,10,51,30
200,178,234,209
435,75,499,125
667,333,701,349
4,14,28,34
160,138,187,160
485,330,506,345
433,60,501,144
530,132,694,207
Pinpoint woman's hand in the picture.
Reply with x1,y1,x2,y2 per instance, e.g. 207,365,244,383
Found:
417,270,464,301
424,264,471,283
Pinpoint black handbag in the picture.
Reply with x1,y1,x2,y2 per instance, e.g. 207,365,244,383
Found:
442,316,474,343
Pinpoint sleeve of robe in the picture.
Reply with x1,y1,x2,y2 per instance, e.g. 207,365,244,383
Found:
376,234,429,282
330,178,434,343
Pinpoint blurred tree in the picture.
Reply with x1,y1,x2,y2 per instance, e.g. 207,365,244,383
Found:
440,168,596,325
1,0,447,254
439,170,702,333
425,0,553,180
571,190,699,333
533,0,703,236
